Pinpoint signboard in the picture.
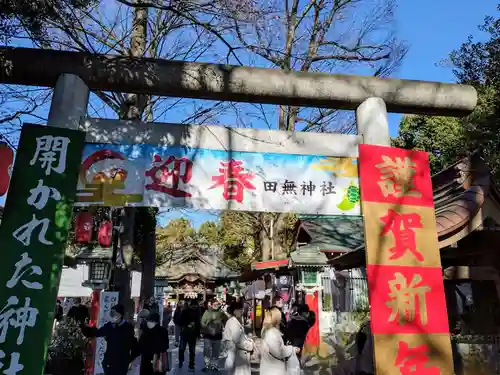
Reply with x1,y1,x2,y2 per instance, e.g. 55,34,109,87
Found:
75,144,360,215
358,145,453,375
0,124,85,375
302,270,318,285
94,291,119,375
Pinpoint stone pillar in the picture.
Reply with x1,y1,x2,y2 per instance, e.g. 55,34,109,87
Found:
47,74,89,129
46,73,90,372
356,97,390,146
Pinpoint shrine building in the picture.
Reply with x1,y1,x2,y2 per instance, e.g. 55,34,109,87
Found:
155,244,240,301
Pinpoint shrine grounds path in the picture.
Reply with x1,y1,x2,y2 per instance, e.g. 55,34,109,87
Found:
168,334,336,375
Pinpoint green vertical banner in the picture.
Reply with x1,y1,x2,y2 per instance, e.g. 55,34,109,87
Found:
0,123,85,375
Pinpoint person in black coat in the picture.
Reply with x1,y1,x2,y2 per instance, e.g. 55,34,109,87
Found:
173,301,185,346
54,300,63,322
178,299,201,371
286,303,313,358
68,297,90,324
139,312,169,375
81,304,139,375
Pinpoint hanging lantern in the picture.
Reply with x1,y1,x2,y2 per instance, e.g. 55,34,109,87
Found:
75,212,93,243
88,260,111,284
0,142,13,197
98,220,112,247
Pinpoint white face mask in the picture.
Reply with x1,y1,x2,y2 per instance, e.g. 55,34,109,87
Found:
147,322,157,329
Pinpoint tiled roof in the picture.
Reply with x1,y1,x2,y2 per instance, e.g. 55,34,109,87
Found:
330,153,500,270
155,245,239,281
296,215,364,252
290,244,329,267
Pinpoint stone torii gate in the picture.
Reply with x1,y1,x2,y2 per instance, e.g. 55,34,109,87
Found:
0,48,476,283
0,47,477,290
0,45,477,374
0,43,477,305
0,46,476,150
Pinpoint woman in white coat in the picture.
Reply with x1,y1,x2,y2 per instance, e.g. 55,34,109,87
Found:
223,301,254,375
260,307,300,375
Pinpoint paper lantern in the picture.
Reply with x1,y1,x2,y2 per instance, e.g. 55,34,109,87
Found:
97,220,112,247
75,212,93,243
0,142,14,197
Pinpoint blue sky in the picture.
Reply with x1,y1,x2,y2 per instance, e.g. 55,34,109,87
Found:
162,0,498,227
386,0,495,135
1,0,497,227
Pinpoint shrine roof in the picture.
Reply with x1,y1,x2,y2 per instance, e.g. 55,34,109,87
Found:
155,244,239,281
295,215,364,253
290,244,329,267
330,153,500,270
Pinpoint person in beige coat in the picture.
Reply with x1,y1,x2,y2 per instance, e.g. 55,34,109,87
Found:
259,307,300,375
223,301,255,375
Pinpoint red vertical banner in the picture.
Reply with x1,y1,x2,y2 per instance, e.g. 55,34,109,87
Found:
358,144,453,375
304,291,320,347
85,290,100,375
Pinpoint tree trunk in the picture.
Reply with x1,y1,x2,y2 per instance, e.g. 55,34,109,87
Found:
272,214,287,258
128,2,156,311
116,207,135,320
115,1,151,317
120,2,148,119
259,228,272,261
135,207,156,308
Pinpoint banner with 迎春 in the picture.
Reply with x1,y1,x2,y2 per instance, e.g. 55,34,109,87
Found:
75,143,361,215
358,144,453,375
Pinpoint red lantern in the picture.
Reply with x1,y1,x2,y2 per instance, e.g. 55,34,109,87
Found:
75,212,93,243
98,220,112,247
0,142,14,197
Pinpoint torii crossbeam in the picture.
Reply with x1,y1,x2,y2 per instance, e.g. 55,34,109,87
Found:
0,46,476,117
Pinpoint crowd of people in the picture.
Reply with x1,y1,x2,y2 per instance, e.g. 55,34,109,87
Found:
54,296,318,375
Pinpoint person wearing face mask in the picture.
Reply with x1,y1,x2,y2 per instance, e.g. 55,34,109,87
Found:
138,302,151,335
81,304,139,375
222,301,255,375
201,299,227,372
139,312,170,375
